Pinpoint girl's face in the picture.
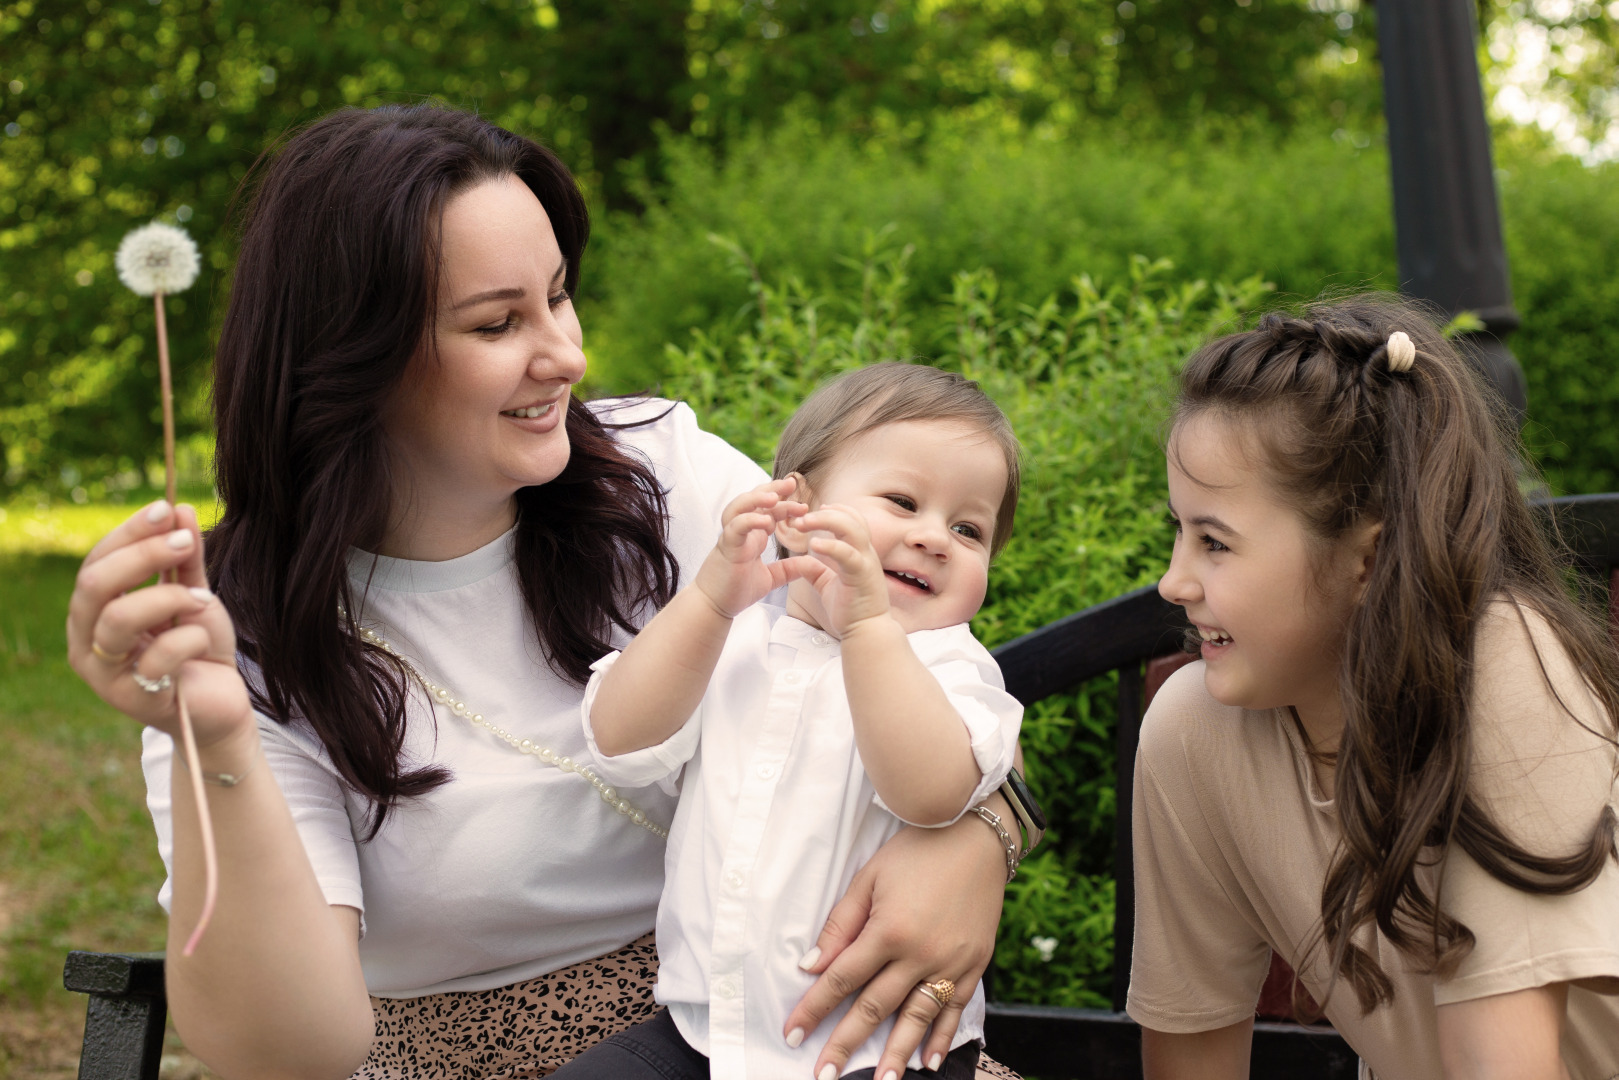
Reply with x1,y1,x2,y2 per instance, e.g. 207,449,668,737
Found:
384,174,587,528
791,419,1007,634
1158,412,1371,729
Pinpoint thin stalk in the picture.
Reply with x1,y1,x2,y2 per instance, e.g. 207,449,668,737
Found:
155,290,219,957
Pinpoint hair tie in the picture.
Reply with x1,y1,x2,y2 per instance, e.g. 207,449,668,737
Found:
1385,331,1416,374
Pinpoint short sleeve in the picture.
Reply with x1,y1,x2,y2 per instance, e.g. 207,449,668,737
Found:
142,714,366,925
580,650,701,796
592,397,769,586
1433,603,1619,1006
1126,672,1273,1033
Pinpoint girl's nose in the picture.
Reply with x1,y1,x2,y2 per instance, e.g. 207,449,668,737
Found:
1158,542,1199,607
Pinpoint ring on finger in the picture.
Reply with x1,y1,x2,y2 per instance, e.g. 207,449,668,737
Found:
915,978,955,1008
131,671,173,694
90,640,134,665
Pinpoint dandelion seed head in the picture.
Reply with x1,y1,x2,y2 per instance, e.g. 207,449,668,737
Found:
116,221,200,296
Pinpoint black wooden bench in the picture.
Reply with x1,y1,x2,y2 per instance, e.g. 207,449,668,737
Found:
66,493,1619,1080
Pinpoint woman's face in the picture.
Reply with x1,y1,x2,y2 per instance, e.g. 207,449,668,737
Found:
384,174,587,531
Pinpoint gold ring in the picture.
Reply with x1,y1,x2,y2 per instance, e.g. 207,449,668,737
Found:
90,640,134,665
915,978,955,1008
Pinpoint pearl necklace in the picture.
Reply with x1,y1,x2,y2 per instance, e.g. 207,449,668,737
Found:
355,623,669,839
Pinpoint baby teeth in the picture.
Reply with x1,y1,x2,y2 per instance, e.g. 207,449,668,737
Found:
1199,628,1233,645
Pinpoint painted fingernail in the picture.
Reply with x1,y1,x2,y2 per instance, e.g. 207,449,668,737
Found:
818,1065,838,1080
798,946,821,971
880,1071,898,1080
786,1028,805,1048
928,1053,943,1071
166,530,194,550
145,500,171,524
188,587,213,603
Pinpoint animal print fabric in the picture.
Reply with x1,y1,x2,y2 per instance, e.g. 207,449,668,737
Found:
348,933,1023,1079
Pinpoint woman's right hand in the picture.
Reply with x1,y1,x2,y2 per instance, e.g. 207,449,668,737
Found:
66,500,253,745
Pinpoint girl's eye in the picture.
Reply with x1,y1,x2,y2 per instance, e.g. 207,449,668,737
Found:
476,316,516,336
952,522,983,541
884,494,916,511
1199,533,1228,553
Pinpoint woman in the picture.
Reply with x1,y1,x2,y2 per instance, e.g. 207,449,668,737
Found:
66,105,1022,1080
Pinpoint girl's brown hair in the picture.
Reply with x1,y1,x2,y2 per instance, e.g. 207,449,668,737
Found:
772,362,1021,555
1172,293,1619,1014
208,105,677,837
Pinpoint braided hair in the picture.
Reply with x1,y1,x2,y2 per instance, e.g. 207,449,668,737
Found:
1171,294,1619,1015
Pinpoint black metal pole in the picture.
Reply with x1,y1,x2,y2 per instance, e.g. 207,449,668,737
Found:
1377,0,1527,421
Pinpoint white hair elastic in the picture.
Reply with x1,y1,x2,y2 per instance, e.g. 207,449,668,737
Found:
1386,330,1417,373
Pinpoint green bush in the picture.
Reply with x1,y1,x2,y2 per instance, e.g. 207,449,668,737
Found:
585,124,1619,497
658,240,1271,1005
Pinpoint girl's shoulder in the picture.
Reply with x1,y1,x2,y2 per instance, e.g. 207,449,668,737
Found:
1138,660,1290,774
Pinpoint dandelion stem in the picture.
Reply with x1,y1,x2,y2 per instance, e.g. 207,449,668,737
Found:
155,289,219,956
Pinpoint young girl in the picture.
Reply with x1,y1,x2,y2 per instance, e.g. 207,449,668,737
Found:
560,363,1025,1080
1129,296,1619,1078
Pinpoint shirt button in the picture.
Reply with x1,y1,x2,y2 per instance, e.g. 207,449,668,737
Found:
783,672,800,685
757,763,776,780
725,870,746,890
715,977,739,999
812,633,833,647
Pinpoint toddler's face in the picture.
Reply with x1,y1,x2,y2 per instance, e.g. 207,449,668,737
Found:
1158,412,1369,724
797,419,1007,633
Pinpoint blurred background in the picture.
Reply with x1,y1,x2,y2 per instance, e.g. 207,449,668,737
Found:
2,1,1616,1075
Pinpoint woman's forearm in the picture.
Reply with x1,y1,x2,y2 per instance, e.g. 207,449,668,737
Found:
840,615,981,825
164,725,374,1080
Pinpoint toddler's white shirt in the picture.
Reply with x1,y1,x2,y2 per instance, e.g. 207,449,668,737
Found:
582,603,1023,1080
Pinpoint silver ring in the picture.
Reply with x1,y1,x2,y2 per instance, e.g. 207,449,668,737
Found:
132,671,172,694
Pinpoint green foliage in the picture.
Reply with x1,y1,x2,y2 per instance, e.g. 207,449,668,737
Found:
1500,153,1619,494
589,124,1619,496
661,240,1271,1002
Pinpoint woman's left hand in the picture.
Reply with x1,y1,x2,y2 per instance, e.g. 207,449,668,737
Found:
784,806,1008,1080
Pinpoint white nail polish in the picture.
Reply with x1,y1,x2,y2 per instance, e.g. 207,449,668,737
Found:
818,1064,838,1080
188,587,213,603
880,1070,897,1080
928,1053,943,1071
145,501,171,524
798,946,821,971
166,530,193,550
786,1028,805,1048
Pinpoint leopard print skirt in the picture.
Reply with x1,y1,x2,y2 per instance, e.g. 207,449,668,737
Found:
348,934,1023,1080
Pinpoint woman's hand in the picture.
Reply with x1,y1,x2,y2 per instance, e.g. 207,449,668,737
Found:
66,500,253,746
784,809,1009,1080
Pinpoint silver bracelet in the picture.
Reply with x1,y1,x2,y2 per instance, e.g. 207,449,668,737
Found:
969,805,1019,883
177,748,260,787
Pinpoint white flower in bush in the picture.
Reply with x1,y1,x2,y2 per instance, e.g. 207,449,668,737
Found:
116,221,200,296
1031,935,1058,962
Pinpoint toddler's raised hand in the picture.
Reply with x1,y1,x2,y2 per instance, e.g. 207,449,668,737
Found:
694,478,807,618
791,504,892,636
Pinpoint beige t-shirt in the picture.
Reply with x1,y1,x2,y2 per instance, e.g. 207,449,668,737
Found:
1127,602,1619,1079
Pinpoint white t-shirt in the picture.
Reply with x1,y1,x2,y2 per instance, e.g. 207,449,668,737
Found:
581,603,1023,1079
142,399,768,997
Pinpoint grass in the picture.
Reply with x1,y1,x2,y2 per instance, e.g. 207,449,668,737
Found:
0,502,219,1079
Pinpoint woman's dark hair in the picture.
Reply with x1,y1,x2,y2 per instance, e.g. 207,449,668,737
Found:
1171,293,1619,1015
208,105,678,836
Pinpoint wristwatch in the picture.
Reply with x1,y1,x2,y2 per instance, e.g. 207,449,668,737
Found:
998,767,1046,859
